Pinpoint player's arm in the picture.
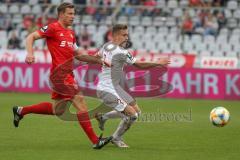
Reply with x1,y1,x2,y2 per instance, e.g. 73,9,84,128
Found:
133,58,170,69
74,49,111,67
74,49,103,65
125,51,170,69
25,31,43,64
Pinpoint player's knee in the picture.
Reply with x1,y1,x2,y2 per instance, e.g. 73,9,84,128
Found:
73,95,88,112
55,108,65,116
75,95,85,103
129,100,136,106
54,100,72,116
54,105,67,116
129,112,138,122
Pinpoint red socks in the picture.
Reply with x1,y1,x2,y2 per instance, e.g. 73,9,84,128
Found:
77,111,99,144
19,103,99,144
20,102,54,116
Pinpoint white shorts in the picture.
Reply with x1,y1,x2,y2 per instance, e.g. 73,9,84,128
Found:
97,85,135,112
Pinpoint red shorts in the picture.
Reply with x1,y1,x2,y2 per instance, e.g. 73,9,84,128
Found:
50,74,79,100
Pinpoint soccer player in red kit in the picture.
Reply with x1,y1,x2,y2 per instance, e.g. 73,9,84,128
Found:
12,2,112,149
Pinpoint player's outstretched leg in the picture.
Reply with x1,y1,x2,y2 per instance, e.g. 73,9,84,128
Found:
72,94,112,149
111,118,132,148
111,106,139,148
95,113,107,131
95,112,129,147
12,102,54,127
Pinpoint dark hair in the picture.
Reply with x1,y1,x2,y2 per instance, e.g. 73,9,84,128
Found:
112,24,128,34
57,2,74,15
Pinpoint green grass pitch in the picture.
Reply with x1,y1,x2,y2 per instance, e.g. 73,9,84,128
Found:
0,92,239,160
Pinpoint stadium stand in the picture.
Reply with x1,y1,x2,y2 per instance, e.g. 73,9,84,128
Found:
0,0,239,58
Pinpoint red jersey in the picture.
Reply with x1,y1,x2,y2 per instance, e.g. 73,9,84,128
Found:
37,21,78,99
37,21,76,73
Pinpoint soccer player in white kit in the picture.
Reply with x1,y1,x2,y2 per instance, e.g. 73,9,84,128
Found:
96,24,170,148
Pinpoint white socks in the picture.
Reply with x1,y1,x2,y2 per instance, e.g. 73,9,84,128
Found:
102,110,125,120
112,113,139,141
103,110,141,141
112,119,129,141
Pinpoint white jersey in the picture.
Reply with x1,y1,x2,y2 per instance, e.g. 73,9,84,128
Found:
97,42,136,91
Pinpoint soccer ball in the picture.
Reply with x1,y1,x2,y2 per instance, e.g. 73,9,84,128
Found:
210,107,230,127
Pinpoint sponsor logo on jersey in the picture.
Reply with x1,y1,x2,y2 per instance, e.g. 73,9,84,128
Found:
67,42,73,47
59,41,74,47
60,41,66,47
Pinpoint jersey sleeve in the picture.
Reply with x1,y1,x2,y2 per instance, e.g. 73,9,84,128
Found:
37,24,54,38
125,51,136,65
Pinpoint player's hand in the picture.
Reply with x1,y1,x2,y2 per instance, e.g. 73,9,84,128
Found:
103,61,111,67
158,58,170,66
25,54,35,64
98,57,111,67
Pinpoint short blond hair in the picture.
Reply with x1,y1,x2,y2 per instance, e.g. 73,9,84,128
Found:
112,24,128,35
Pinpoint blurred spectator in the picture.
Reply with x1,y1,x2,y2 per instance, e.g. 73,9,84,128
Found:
0,12,13,32
190,0,226,7
27,21,39,34
195,9,209,28
143,0,157,6
212,0,226,6
7,31,21,49
189,0,204,7
36,16,44,28
142,0,157,16
122,3,136,16
4,0,27,3
0,12,10,30
99,0,111,6
86,6,97,15
104,26,112,43
75,0,86,4
202,0,213,7
39,0,50,4
151,8,162,16
129,0,140,5
204,13,218,36
94,8,107,23
47,16,57,24
23,15,33,30
182,11,194,36
86,0,97,5
215,10,226,31
78,28,94,49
